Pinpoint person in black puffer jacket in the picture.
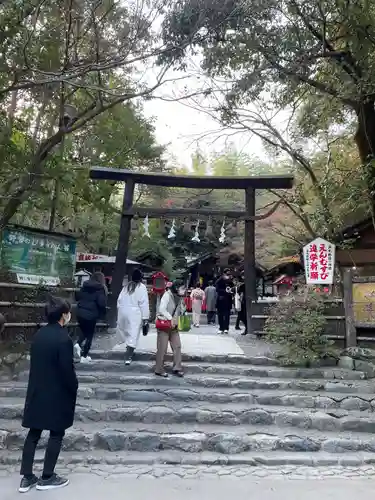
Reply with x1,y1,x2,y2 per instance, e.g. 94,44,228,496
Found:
215,269,234,334
74,272,107,363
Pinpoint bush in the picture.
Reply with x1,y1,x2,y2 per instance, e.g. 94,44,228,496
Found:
264,287,338,366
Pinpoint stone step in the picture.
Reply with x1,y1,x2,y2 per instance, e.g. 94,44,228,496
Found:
2,383,375,410
91,350,279,366
73,359,365,381
2,397,375,432
22,371,372,394
1,420,375,454
1,449,375,468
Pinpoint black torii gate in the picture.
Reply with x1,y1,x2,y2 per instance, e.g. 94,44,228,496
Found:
89,167,294,330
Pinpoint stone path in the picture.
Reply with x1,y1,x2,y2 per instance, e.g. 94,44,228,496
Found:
2,324,375,485
3,470,375,500
113,325,244,356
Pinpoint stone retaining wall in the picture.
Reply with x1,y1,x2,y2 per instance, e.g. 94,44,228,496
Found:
0,282,160,343
0,283,108,342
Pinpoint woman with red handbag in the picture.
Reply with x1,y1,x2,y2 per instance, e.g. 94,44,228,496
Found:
155,281,184,378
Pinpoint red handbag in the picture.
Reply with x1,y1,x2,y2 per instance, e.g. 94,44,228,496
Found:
156,303,179,331
155,318,172,331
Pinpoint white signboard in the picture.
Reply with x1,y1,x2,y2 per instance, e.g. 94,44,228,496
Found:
303,238,335,285
17,274,60,286
76,253,140,265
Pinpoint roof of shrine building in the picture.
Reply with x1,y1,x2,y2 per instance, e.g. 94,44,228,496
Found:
89,167,294,190
339,216,372,239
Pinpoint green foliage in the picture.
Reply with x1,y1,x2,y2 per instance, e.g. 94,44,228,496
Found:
0,0,170,228
265,288,338,366
6,100,166,255
161,0,375,110
161,0,375,197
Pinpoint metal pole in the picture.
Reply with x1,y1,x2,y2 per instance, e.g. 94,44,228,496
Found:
244,187,256,334
108,180,135,328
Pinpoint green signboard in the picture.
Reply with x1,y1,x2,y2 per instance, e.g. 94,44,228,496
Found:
0,227,77,286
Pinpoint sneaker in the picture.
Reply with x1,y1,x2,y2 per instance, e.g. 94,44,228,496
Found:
73,343,81,358
19,475,38,493
124,346,135,365
36,474,69,491
80,356,91,364
224,330,229,334
217,329,223,334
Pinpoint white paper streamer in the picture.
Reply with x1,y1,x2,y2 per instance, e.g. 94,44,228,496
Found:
219,219,226,243
143,214,151,238
191,220,200,243
168,219,176,239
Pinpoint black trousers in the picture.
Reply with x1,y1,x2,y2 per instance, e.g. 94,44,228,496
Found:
236,311,247,329
20,428,65,478
207,311,216,324
235,312,241,329
217,308,230,331
77,318,97,357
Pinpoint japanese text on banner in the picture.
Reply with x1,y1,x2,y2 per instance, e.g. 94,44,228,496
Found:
303,238,335,285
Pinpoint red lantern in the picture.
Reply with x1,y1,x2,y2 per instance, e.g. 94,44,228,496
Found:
152,271,168,295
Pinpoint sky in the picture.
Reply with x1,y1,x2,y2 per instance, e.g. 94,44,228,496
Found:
140,61,268,169
143,93,265,168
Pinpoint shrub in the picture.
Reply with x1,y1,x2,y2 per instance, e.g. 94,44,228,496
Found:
264,287,338,366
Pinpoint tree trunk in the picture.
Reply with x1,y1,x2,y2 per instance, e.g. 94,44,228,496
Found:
0,130,64,230
354,101,375,202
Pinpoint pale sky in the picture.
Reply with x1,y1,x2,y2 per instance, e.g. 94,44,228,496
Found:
135,2,290,170
144,94,265,168
140,60,268,168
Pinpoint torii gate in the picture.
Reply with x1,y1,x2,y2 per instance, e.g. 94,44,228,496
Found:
89,167,294,330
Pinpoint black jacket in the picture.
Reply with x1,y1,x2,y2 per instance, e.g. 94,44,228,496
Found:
23,323,78,432
215,277,233,309
75,280,107,322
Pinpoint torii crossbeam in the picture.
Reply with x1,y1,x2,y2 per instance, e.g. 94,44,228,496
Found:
89,167,294,329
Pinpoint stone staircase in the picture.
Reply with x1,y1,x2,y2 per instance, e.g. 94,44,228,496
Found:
1,350,375,469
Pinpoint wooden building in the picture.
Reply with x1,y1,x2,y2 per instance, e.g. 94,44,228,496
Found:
337,217,375,271
336,218,375,333
263,255,304,296
75,253,155,288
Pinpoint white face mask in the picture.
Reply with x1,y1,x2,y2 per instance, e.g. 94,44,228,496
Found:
63,312,71,326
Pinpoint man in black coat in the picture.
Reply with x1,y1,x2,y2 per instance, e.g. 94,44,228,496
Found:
215,269,234,334
19,297,78,493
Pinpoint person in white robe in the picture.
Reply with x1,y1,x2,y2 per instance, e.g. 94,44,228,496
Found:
190,283,205,327
117,269,150,365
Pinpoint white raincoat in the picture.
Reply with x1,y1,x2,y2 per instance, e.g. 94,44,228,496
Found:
117,283,150,348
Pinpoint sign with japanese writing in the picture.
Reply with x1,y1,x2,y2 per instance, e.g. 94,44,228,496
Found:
76,253,108,262
303,237,335,285
0,228,77,286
